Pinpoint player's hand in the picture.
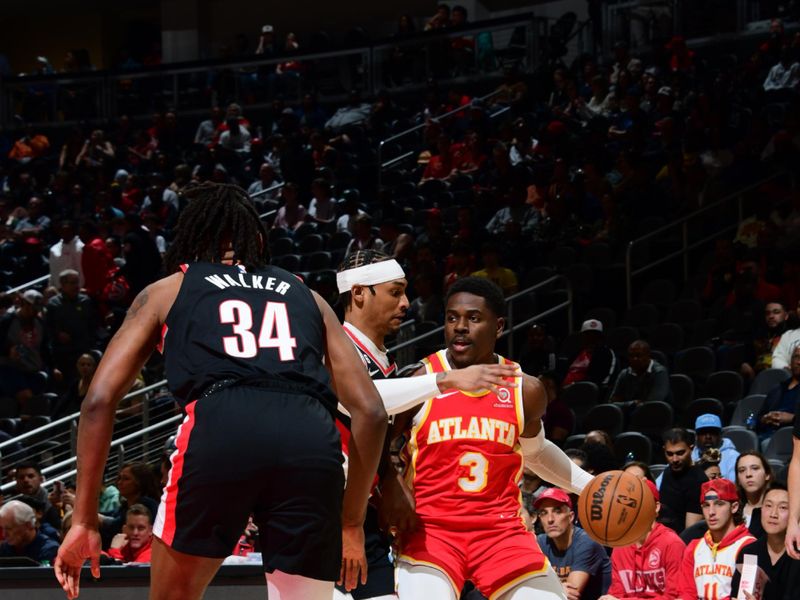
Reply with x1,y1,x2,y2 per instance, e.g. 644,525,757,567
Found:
741,591,756,600
54,523,101,599
378,472,419,537
338,524,367,592
598,595,619,600
438,363,520,394
786,520,800,559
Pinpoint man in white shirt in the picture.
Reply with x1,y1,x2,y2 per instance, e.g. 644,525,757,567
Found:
772,301,800,369
49,221,84,288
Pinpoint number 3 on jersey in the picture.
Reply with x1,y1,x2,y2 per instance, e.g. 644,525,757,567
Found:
219,300,296,360
458,452,488,493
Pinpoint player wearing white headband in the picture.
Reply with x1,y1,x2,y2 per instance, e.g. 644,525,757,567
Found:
334,250,518,600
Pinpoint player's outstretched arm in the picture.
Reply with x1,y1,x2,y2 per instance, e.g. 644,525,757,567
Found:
314,292,388,590
55,275,178,599
341,362,520,417
518,373,593,495
786,437,800,559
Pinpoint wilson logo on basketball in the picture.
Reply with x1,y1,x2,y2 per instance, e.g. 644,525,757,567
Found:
590,473,614,521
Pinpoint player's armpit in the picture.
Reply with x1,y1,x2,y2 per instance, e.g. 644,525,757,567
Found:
520,374,547,436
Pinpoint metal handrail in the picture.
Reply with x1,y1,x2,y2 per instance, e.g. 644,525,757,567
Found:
624,171,792,307
4,274,50,295
0,380,168,452
2,13,540,129
0,415,183,494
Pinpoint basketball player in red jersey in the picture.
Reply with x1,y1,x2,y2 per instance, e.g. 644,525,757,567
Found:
334,251,521,600
54,183,387,600
384,277,594,600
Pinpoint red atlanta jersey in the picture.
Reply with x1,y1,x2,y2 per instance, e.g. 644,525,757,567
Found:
406,350,525,525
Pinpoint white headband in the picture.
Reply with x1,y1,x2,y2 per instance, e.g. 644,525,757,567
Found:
336,259,406,293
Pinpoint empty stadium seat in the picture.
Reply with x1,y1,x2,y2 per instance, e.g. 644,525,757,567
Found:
583,404,625,438
704,371,744,405
674,346,716,385
750,368,791,396
764,426,794,463
669,374,695,412
729,394,766,428
614,432,653,464
721,426,759,453
683,397,724,428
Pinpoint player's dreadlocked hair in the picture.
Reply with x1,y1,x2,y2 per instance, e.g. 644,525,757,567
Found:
337,249,392,309
164,182,269,274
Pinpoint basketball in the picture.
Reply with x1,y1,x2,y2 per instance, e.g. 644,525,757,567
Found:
577,470,656,547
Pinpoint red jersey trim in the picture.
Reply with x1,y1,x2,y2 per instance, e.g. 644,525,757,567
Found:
157,400,197,546
156,323,169,354
179,263,189,273
342,326,397,377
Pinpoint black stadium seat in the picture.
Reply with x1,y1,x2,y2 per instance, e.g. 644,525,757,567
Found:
614,432,653,465
583,404,625,438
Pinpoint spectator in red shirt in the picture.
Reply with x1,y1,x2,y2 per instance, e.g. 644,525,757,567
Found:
420,134,457,182
599,480,686,600
107,504,153,564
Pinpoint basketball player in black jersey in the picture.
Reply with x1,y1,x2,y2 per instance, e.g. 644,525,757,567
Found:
55,183,387,600
334,251,519,600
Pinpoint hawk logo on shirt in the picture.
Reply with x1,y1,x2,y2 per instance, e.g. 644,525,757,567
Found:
496,388,512,403
648,548,661,569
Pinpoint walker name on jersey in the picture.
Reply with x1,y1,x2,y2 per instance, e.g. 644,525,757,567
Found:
694,563,733,578
204,273,292,295
426,416,517,448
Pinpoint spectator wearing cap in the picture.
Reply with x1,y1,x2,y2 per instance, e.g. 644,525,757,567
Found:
678,479,755,600
0,500,60,564
609,340,671,407
255,24,277,57
48,221,84,289
563,319,617,390
691,414,739,482
599,480,686,600
535,487,611,600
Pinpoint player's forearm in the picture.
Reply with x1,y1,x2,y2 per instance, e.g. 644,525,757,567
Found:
520,424,593,494
342,403,388,526
72,393,117,526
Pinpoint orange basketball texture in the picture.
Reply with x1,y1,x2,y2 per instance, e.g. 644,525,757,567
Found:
577,470,656,547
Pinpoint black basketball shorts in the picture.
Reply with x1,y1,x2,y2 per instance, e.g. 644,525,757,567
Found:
153,384,344,580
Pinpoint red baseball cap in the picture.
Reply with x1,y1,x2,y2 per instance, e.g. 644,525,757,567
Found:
645,479,659,503
533,487,572,510
700,478,738,503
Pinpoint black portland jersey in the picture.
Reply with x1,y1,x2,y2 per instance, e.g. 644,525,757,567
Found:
161,262,335,411
341,322,397,380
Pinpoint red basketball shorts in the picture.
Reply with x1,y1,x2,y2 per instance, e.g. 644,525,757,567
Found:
399,518,550,598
